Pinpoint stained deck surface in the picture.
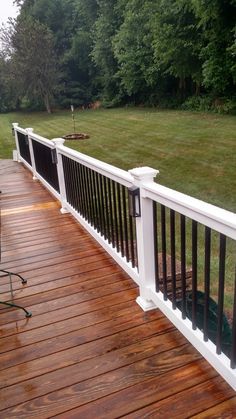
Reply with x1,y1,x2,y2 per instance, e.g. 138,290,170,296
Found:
0,160,235,418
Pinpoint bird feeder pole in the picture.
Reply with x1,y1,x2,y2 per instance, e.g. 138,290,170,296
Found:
71,104,75,134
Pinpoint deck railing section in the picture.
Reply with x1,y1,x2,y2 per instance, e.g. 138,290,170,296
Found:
13,125,60,200
13,125,32,167
62,155,137,268
31,139,59,193
13,125,139,284
138,178,236,390
12,123,236,391
57,144,139,282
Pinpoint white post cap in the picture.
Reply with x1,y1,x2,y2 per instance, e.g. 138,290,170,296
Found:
52,138,65,146
129,166,159,182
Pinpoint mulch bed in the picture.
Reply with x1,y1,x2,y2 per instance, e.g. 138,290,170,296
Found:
63,133,90,140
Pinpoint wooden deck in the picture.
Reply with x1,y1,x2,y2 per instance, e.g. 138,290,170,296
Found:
0,160,235,418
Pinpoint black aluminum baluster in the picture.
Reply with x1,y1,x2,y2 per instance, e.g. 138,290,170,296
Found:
153,202,159,293
170,209,176,309
76,163,82,215
129,214,135,268
86,166,93,224
88,168,95,228
74,160,79,210
67,158,73,206
99,174,106,237
92,170,97,229
104,177,111,243
117,184,124,257
108,179,115,247
74,161,79,212
95,171,102,233
67,157,72,205
192,220,198,330
78,162,84,215
161,205,167,300
216,234,226,354
181,214,187,319
84,166,90,221
92,171,99,231
71,160,77,209
122,186,129,262
203,227,211,341
84,165,90,221
231,267,236,369
83,165,90,221
112,181,119,252
134,220,139,269
78,163,85,216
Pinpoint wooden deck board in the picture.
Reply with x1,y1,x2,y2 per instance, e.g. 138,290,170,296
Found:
0,160,234,418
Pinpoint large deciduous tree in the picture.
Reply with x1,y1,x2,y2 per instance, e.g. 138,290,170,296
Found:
92,0,125,104
192,0,236,95
6,15,59,112
112,0,158,101
151,0,202,98
60,0,98,106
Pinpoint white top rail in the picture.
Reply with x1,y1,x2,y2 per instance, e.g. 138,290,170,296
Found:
29,132,54,149
15,126,27,135
15,127,54,149
57,144,134,188
143,182,236,240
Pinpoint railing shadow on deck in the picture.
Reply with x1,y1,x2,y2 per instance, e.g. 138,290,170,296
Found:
12,122,236,391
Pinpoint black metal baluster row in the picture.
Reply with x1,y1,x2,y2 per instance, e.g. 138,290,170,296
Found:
108,179,115,246
153,202,159,293
62,156,138,268
170,209,176,309
32,141,59,192
191,220,198,330
17,132,32,166
152,200,234,363
204,227,211,341
161,205,168,301
216,234,226,354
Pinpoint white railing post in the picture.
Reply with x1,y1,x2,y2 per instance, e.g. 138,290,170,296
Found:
129,166,159,311
52,138,68,214
26,128,37,180
12,123,20,162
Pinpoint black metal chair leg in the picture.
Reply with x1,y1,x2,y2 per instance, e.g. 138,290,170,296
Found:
0,269,27,284
0,270,32,317
0,301,32,317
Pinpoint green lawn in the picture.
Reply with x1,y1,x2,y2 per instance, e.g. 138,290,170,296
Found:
1,108,236,212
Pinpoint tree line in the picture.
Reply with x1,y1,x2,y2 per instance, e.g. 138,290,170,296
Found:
0,0,235,113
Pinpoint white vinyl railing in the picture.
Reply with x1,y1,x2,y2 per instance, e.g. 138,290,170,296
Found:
13,123,236,391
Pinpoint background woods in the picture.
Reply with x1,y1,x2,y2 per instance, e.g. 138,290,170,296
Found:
0,0,235,113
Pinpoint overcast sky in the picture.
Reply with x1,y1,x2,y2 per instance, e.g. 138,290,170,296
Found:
0,0,19,26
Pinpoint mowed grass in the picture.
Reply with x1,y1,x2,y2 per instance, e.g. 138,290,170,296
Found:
0,107,235,314
1,107,236,212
